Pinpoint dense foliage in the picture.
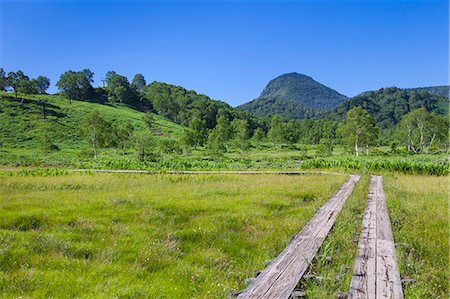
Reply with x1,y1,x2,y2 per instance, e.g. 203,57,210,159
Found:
324,87,448,129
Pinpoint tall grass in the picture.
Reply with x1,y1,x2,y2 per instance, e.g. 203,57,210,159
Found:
301,157,449,176
0,173,346,298
383,175,449,298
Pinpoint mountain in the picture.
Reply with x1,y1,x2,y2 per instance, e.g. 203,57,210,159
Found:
404,86,449,98
323,87,449,129
238,72,348,119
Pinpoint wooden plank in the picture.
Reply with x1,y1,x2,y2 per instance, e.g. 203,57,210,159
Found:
349,176,403,299
237,174,360,299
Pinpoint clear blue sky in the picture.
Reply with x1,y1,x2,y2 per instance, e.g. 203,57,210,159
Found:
1,0,448,106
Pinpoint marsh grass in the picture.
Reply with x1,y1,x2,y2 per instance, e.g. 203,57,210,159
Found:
0,173,346,298
384,175,449,298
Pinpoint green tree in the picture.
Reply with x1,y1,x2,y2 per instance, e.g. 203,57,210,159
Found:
395,108,448,154
34,76,51,94
215,115,232,147
107,73,133,104
56,69,94,103
189,115,207,147
134,130,155,162
339,107,378,156
207,129,226,158
252,128,265,149
82,111,110,159
16,80,37,95
267,115,283,147
113,122,134,150
317,138,334,157
282,120,299,146
131,73,146,92
7,71,29,97
0,68,6,91
233,119,250,156
179,128,196,155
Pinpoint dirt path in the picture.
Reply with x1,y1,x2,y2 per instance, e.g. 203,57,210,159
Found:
236,175,361,299
349,175,403,299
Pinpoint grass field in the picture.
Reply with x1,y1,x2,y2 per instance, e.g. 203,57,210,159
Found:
0,172,347,298
384,174,449,298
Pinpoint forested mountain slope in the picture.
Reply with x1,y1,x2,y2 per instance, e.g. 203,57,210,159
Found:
238,72,348,119
322,87,449,129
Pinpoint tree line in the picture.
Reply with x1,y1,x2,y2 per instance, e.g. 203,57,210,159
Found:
2,68,448,158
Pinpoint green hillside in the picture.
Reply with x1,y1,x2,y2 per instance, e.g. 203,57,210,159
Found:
404,86,449,98
0,92,182,151
322,87,449,129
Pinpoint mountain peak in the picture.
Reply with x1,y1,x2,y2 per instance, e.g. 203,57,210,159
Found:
238,72,348,119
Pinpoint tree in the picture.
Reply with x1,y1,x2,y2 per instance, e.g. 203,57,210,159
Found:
131,73,146,92
395,108,448,154
0,68,6,91
215,115,232,147
317,138,334,157
267,115,283,147
188,115,207,147
7,71,29,97
233,119,250,156
56,70,94,103
16,80,37,95
34,76,50,94
106,72,137,104
82,111,110,159
282,120,299,146
134,130,155,161
179,128,196,155
252,128,265,149
113,122,134,150
339,107,378,156
207,129,226,159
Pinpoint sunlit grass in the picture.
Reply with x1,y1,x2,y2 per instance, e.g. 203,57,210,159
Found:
384,174,449,298
0,172,346,298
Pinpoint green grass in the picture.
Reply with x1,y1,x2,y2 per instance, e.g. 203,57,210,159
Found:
0,92,182,151
384,174,449,298
0,172,347,298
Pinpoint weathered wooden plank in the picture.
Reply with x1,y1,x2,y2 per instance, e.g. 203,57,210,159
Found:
237,174,360,299
349,176,403,299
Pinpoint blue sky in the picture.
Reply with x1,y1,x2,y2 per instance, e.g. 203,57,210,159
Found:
1,1,448,106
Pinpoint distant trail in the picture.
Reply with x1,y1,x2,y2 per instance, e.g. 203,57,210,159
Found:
0,168,348,176
236,174,360,299
349,176,403,299
70,169,348,176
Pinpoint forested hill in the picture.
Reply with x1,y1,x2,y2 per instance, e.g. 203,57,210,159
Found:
144,81,264,130
404,86,449,98
238,73,348,119
322,87,449,129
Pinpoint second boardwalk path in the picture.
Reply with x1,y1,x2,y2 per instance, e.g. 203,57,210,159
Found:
237,174,360,299
349,176,403,299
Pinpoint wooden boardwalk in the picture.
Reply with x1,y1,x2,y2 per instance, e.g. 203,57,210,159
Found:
349,176,403,299
236,175,360,299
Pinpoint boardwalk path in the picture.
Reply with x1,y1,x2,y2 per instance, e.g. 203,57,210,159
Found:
349,176,403,299
237,175,360,299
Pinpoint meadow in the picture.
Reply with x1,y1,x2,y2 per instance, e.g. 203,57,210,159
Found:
0,172,347,298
